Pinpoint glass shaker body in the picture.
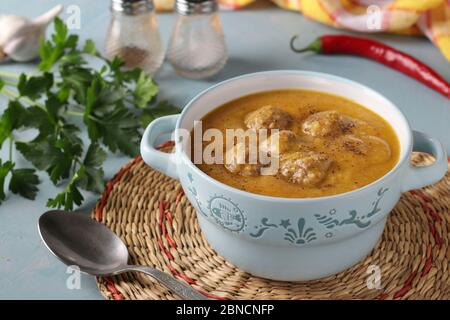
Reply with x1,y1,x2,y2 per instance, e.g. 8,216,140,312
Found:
106,4,164,75
167,11,227,79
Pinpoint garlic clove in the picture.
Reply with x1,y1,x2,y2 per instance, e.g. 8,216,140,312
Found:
0,5,63,62
0,15,29,46
32,5,63,28
0,15,28,62
3,34,42,62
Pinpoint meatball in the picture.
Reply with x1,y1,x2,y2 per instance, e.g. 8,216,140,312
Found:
279,151,332,186
302,110,356,137
340,135,391,164
259,130,308,157
244,105,292,130
224,141,261,176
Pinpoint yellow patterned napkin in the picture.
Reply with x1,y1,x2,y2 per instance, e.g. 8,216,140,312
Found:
155,0,450,62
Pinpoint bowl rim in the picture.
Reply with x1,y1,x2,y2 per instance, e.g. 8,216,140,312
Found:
175,70,413,203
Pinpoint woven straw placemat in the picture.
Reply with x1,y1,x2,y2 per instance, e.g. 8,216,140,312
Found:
92,148,450,300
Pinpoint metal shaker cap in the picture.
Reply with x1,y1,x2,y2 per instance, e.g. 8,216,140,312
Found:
111,0,154,15
175,0,218,15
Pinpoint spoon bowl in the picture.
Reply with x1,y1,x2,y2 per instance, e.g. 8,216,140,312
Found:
38,210,207,300
38,210,129,275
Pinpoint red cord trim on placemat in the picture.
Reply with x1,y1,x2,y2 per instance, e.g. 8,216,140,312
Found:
393,271,417,299
158,197,226,300
103,276,124,300
95,156,143,300
377,181,446,299
95,156,143,222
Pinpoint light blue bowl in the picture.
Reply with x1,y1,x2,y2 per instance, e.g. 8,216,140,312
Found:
141,71,447,281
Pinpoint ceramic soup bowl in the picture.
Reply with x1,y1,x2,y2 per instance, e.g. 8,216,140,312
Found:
140,71,447,281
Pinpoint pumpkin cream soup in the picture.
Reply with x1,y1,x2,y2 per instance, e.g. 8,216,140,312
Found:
194,89,400,198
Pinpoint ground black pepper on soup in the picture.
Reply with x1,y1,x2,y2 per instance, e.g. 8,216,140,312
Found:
192,89,400,198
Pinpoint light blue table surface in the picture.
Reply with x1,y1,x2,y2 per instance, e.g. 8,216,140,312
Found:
0,0,449,300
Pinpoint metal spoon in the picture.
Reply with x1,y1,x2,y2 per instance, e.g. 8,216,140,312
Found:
38,210,208,300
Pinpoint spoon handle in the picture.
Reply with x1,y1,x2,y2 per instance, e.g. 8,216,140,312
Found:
125,265,209,300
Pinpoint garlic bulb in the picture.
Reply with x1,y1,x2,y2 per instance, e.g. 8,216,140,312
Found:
0,5,63,62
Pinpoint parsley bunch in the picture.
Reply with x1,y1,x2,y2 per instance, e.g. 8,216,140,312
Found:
0,18,179,210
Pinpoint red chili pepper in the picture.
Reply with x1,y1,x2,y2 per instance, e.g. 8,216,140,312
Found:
290,35,450,99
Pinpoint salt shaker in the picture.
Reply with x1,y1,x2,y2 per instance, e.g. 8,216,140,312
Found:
106,0,164,75
167,0,227,79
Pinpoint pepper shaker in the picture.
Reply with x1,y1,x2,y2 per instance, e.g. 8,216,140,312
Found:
167,0,227,79
106,0,164,75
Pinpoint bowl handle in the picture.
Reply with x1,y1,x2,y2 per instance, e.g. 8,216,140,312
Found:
140,115,180,180
401,130,448,192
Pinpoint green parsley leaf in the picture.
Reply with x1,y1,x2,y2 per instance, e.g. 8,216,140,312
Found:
83,39,97,55
15,139,54,171
17,73,53,99
44,94,63,125
85,105,141,157
0,100,29,148
16,134,81,184
59,66,93,104
39,17,79,71
59,51,87,67
9,168,40,200
83,142,107,168
0,160,14,203
57,85,71,102
60,123,83,147
53,16,69,42
134,71,159,108
107,56,124,74
47,166,85,211
24,106,55,138
77,143,106,193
